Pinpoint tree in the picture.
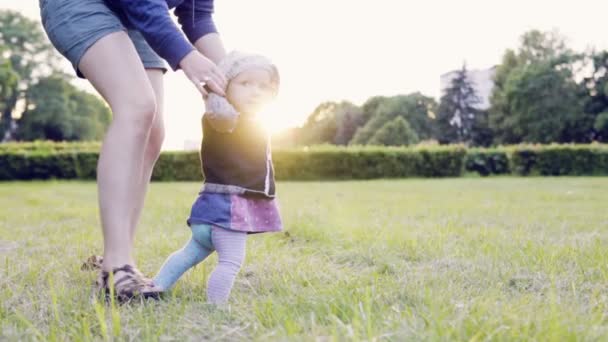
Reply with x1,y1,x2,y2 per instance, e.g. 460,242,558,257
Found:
333,105,364,145
594,112,608,141
0,55,19,115
488,50,519,143
517,30,570,63
469,110,493,147
436,63,482,144
0,10,62,140
297,101,363,145
580,51,608,142
498,61,588,143
350,93,436,145
0,55,19,138
360,96,388,125
16,75,111,141
489,30,592,143
491,30,572,116
367,116,418,146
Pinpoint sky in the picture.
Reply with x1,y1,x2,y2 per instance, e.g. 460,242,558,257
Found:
4,0,608,150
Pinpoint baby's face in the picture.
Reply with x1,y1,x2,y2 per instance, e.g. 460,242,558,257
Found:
226,68,276,115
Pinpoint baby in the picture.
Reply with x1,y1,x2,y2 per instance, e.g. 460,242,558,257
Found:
151,51,283,304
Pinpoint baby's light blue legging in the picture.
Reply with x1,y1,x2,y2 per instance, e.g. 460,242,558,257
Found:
153,224,247,304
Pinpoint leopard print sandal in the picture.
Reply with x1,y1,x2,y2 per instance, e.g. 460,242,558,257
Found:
95,264,161,303
82,255,104,271
83,255,154,284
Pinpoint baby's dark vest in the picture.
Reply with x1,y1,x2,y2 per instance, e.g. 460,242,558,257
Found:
200,116,275,197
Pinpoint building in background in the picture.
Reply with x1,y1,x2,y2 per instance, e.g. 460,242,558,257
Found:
439,66,497,110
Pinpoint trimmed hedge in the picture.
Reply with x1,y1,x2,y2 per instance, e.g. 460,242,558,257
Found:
0,152,80,180
463,144,608,176
464,149,510,176
1,143,607,181
508,144,608,176
0,141,100,153
0,145,466,181
272,146,466,179
152,152,203,181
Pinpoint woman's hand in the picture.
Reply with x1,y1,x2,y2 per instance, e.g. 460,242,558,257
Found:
179,50,227,98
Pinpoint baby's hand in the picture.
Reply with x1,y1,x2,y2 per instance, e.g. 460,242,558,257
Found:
205,93,239,132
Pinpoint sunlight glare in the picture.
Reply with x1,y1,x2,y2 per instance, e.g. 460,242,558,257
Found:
257,100,297,134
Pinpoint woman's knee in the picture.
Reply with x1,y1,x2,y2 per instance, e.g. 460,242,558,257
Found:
147,119,165,155
78,31,160,133
113,93,158,132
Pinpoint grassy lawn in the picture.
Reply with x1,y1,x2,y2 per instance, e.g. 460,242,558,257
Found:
1,178,607,341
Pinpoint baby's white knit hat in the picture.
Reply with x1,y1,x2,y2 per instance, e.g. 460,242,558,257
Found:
205,51,279,132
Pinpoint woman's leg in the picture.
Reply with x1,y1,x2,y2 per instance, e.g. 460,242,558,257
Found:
207,228,247,304
129,69,165,246
78,31,158,271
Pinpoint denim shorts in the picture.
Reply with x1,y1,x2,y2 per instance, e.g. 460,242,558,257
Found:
39,0,167,78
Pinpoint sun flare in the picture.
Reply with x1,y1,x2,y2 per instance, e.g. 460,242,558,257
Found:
257,101,296,134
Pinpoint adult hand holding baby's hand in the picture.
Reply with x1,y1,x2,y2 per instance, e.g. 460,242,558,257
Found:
179,50,227,98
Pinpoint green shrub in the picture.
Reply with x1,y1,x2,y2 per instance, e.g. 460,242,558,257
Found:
273,146,465,179
0,140,100,153
509,146,539,176
0,152,78,180
152,152,202,181
508,144,608,176
1,142,607,180
465,149,510,176
74,152,99,180
594,148,608,174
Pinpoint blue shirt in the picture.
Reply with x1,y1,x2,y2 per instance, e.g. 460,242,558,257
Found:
105,0,217,70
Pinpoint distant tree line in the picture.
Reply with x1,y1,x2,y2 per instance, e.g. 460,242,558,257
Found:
2,12,606,148
0,10,110,142
280,30,608,147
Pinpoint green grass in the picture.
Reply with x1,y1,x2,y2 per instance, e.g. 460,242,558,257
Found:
1,178,607,341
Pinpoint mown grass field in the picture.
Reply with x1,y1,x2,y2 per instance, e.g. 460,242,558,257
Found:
1,178,607,341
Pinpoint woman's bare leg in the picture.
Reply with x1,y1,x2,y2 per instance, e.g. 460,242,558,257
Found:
129,69,165,246
78,31,158,270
